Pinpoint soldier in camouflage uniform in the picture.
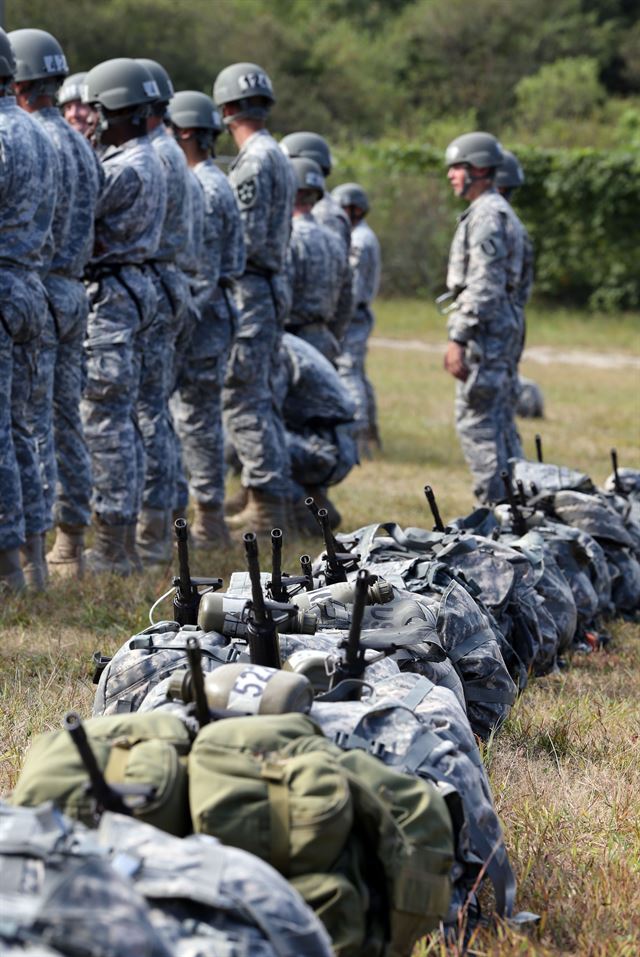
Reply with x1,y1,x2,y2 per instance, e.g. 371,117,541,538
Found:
444,132,524,504
494,150,541,425
133,60,194,566
213,62,296,534
81,58,166,575
280,131,353,344
10,29,102,582
284,158,340,363
168,90,245,548
332,182,381,456
0,29,57,592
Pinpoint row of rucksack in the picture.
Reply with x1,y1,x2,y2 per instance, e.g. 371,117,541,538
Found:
5,461,639,956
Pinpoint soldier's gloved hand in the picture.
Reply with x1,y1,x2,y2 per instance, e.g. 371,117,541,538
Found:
444,341,469,381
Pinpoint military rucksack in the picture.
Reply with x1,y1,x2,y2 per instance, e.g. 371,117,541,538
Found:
11,713,192,836
188,712,454,956
92,620,238,717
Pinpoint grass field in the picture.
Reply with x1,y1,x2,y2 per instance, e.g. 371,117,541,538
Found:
1,299,639,955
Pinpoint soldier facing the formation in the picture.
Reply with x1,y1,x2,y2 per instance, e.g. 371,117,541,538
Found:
443,132,524,503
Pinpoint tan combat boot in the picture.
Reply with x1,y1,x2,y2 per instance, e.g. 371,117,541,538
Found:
0,547,26,593
84,521,131,577
20,533,48,591
136,508,173,566
190,502,231,549
224,485,249,517
46,524,86,579
227,488,290,537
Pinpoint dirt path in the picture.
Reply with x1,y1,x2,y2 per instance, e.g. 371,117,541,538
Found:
371,336,640,371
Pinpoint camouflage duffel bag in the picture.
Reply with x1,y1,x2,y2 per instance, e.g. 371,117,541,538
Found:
11,713,192,836
188,712,454,957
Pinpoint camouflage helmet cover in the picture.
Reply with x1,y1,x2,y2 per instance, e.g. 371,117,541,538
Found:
290,156,325,195
82,57,160,111
495,149,525,189
58,71,87,106
280,131,333,175
135,57,174,101
0,28,16,78
445,131,504,169
332,181,370,213
168,90,222,133
8,28,68,83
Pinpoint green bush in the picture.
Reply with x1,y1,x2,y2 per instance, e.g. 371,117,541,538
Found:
334,142,640,310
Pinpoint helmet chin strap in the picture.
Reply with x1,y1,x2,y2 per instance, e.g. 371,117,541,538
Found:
93,103,149,144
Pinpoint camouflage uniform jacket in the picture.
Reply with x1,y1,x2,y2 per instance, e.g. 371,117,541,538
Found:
191,157,245,311
32,107,102,279
350,219,380,307
0,96,57,272
446,188,523,359
148,124,191,264
314,191,351,253
176,169,205,279
228,128,295,275
285,212,335,326
91,135,166,266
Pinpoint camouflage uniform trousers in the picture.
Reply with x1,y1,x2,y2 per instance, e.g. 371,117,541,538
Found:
336,304,377,434
26,275,92,529
454,359,521,504
0,269,48,550
137,263,190,511
81,267,155,526
223,273,291,498
171,290,234,510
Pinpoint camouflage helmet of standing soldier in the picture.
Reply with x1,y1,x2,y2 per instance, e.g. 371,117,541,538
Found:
445,131,504,196
213,62,275,125
495,149,525,190
290,156,325,201
168,89,222,152
281,131,333,176
332,182,370,214
8,28,68,97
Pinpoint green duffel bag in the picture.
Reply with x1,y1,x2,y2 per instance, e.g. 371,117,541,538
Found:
11,712,192,836
189,713,353,877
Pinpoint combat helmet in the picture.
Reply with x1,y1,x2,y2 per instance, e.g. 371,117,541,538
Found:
0,28,16,87
495,149,525,190
445,131,504,170
213,62,274,125
135,58,173,116
8,28,68,97
168,89,222,152
83,58,159,140
332,182,370,213
281,131,333,175
290,156,325,199
58,71,87,107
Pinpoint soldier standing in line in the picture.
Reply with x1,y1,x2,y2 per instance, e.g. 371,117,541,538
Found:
280,131,353,345
212,62,295,535
284,157,340,362
443,132,524,504
0,28,57,592
332,182,381,457
81,58,166,575
10,28,102,582
133,59,194,566
168,90,245,548
57,71,96,139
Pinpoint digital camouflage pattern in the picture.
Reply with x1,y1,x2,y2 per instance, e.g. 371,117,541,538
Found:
446,188,524,503
313,190,351,253
337,219,381,435
26,108,101,530
0,97,56,550
172,157,245,509
284,212,339,361
223,129,295,498
81,134,166,526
